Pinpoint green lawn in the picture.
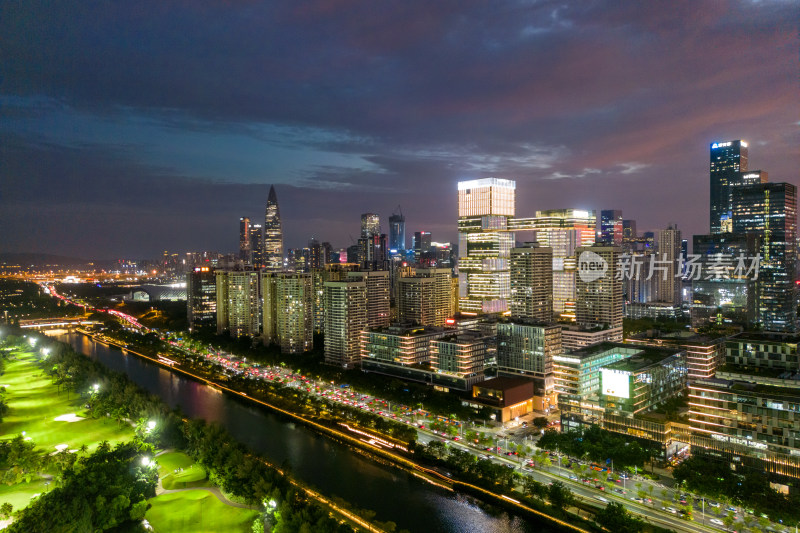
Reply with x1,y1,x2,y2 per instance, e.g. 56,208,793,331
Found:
0,353,133,453
146,490,259,533
0,478,50,511
157,451,208,490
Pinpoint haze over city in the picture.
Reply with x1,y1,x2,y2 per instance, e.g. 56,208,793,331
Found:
1,1,797,259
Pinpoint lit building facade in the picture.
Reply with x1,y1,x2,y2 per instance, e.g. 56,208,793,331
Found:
187,266,216,332
497,321,561,409
457,178,516,314
599,209,623,246
709,140,748,234
311,263,360,334
347,270,390,329
216,270,261,337
262,272,314,354
655,224,681,305
509,242,553,322
397,268,453,326
575,245,623,330
323,280,367,368
389,212,406,252
732,182,798,332
264,185,284,272
431,333,487,387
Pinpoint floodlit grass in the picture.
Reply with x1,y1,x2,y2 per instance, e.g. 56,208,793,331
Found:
157,451,208,489
146,490,258,533
0,353,134,453
0,478,49,511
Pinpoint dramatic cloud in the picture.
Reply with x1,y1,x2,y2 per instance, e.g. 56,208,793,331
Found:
0,0,797,258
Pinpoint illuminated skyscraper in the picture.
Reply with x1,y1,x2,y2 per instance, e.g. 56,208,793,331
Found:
509,242,553,322
361,213,381,238
262,272,314,354
249,223,263,268
599,210,623,246
655,224,681,305
389,210,406,252
397,268,453,326
733,182,798,332
710,140,748,234
457,178,516,314
187,266,216,332
239,216,251,262
264,185,283,272
324,279,367,368
575,245,623,331
216,269,261,337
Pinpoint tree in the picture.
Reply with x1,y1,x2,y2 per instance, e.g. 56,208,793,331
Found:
523,478,548,501
547,481,575,512
594,502,645,533
0,503,12,520
532,417,549,430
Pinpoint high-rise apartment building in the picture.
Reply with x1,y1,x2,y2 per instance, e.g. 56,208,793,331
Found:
262,272,314,354
324,280,367,368
413,231,432,260
264,185,283,272
733,182,798,332
709,140,748,234
347,270,390,328
430,333,487,387
311,263,360,333
509,242,553,322
397,268,453,326
389,210,406,252
239,216,251,263
457,178,516,314
599,209,623,246
187,266,216,332
575,245,623,330
216,269,261,337
655,224,681,305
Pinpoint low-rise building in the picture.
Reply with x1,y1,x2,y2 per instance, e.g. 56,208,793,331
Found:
472,377,536,423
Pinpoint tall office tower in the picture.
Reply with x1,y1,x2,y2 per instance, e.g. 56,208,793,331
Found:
215,269,261,337
324,279,367,368
312,262,360,333
358,234,388,270
691,233,760,327
457,178,516,314
733,182,798,332
347,270,390,328
710,140,749,234
186,266,216,332
321,242,333,265
308,238,324,269
264,185,283,272
575,245,623,330
655,224,681,305
389,210,406,252
397,268,453,326
497,322,561,405
525,209,596,320
361,213,381,238
413,231,432,260
262,272,313,354
239,217,251,263
286,248,309,273
249,223,263,268
509,242,553,322
599,210,623,246
622,220,637,243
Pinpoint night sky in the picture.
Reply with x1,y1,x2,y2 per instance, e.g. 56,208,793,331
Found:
1,1,797,259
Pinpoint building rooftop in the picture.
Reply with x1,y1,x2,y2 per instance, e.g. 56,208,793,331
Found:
474,376,534,391
729,332,800,344
567,342,645,361
601,345,684,373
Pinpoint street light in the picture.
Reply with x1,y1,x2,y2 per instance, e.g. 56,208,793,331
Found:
141,456,152,467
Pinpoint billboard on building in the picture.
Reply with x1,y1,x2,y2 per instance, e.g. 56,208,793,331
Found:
601,368,631,399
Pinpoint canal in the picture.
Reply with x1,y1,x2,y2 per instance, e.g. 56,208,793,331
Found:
52,331,550,533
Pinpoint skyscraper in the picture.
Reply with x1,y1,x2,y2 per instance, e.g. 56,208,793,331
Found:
264,185,283,272
361,213,381,239
733,182,798,332
249,223,263,268
509,242,553,322
347,270,390,328
262,272,314,354
239,216,251,263
457,178,516,314
599,210,623,246
187,266,216,332
655,224,681,305
389,210,406,252
709,140,748,234
397,268,453,326
575,245,623,331
324,279,367,368
216,269,261,337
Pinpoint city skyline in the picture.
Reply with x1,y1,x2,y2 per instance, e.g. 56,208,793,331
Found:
1,2,798,258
